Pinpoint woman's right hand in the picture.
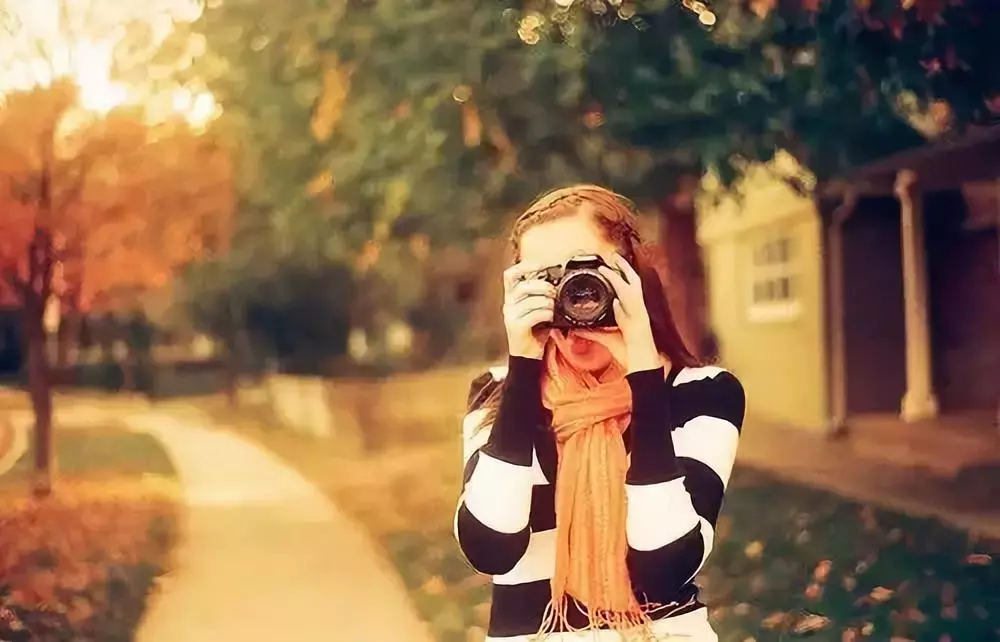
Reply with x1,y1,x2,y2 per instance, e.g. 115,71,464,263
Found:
503,263,556,360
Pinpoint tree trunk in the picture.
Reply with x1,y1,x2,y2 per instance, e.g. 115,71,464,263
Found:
23,298,53,498
657,189,708,359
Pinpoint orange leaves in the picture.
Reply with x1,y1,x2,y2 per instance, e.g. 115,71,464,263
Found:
311,56,353,143
0,479,178,639
0,81,235,311
75,122,235,305
0,79,78,175
749,0,778,19
814,559,833,581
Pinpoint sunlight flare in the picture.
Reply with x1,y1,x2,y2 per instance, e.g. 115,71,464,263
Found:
0,0,217,126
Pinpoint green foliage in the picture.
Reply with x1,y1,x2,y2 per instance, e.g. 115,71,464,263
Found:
192,0,1000,242
567,0,1000,185
189,0,654,254
183,253,355,374
183,0,1000,364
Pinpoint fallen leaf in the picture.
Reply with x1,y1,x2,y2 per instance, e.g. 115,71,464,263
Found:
964,553,992,566
805,582,824,599
869,586,894,603
761,611,788,629
744,541,765,560
814,559,832,582
792,612,831,634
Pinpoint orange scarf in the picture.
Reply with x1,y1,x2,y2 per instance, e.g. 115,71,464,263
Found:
538,329,651,636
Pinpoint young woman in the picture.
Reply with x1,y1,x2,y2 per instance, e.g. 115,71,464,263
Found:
453,185,746,641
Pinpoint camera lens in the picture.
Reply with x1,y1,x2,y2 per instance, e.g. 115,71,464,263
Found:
558,272,612,324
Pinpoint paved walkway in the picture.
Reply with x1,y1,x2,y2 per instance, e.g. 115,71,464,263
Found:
739,418,1000,539
128,412,433,642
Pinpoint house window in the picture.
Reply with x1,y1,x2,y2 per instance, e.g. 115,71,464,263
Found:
748,233,800,322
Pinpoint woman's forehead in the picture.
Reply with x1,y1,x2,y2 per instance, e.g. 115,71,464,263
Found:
518,214,617,266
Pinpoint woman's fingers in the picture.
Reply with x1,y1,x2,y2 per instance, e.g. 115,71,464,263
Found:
507,278,556,304
520,306,554,329
612,253,641,285
598,266,633,313
612,298,628,326
504,293,554,322
599,265,629,294
503,261,543,294
600,255,644,317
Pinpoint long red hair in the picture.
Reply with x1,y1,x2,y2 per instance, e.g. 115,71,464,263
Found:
475,185,698,425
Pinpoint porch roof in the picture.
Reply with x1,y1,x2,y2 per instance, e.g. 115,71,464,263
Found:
821,124,1000,198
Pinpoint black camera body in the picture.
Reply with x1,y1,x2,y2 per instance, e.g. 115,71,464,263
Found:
527,254,619,329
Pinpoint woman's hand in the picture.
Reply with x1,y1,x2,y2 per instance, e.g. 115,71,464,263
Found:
599,254,661,373
503,262,556,360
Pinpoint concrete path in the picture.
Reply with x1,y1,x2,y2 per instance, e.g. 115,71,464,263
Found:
739,418,1000,539
129,412,433,642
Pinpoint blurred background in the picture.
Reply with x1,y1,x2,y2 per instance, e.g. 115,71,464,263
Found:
0,1,998,641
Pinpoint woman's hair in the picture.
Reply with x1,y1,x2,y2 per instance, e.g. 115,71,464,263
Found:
472,184,700,429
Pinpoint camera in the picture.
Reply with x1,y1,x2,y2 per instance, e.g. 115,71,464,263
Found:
526,255,620,329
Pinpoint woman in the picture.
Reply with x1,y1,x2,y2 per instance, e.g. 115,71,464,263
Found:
454,185,746,641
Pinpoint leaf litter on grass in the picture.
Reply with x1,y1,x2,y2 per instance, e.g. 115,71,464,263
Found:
231,411,1000,642
0,477,180,642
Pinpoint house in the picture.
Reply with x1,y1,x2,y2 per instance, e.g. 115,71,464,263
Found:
696,152,829,430
697,133,999,466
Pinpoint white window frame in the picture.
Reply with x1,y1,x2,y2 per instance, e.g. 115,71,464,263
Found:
746,231,801,323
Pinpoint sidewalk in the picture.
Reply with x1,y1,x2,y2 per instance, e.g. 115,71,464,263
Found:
739,417,1000,539
128,411,434,642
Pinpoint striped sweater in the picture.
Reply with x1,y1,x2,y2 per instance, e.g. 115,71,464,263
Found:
453,357,746,641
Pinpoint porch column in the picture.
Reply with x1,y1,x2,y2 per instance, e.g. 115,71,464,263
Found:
894,170,939,422
825,193,856,437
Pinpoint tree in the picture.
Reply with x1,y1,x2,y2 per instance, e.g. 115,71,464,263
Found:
192,0,1000,362
556,0,1000,182
529,0,1000,347
0,80,233,495
182,252,355,377
190,0,666,249
185,0,672,361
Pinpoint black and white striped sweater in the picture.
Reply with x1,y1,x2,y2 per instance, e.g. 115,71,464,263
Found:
453,357,746,641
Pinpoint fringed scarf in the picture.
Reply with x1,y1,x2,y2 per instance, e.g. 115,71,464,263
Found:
537,329,654,639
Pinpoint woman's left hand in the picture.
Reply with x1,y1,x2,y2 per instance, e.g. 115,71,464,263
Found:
599,254,661,373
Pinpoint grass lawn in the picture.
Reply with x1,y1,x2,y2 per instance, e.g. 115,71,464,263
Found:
0,421,180,642
206,398,1000,642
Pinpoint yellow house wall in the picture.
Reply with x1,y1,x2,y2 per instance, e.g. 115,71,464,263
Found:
697,155,829,430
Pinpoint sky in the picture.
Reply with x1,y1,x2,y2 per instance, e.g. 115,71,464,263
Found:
0,0,217,124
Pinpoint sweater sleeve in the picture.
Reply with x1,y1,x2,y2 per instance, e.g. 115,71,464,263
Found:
624,366,745,602
454,356,544,575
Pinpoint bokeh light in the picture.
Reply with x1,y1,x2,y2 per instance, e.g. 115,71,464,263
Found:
0,0,217,125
